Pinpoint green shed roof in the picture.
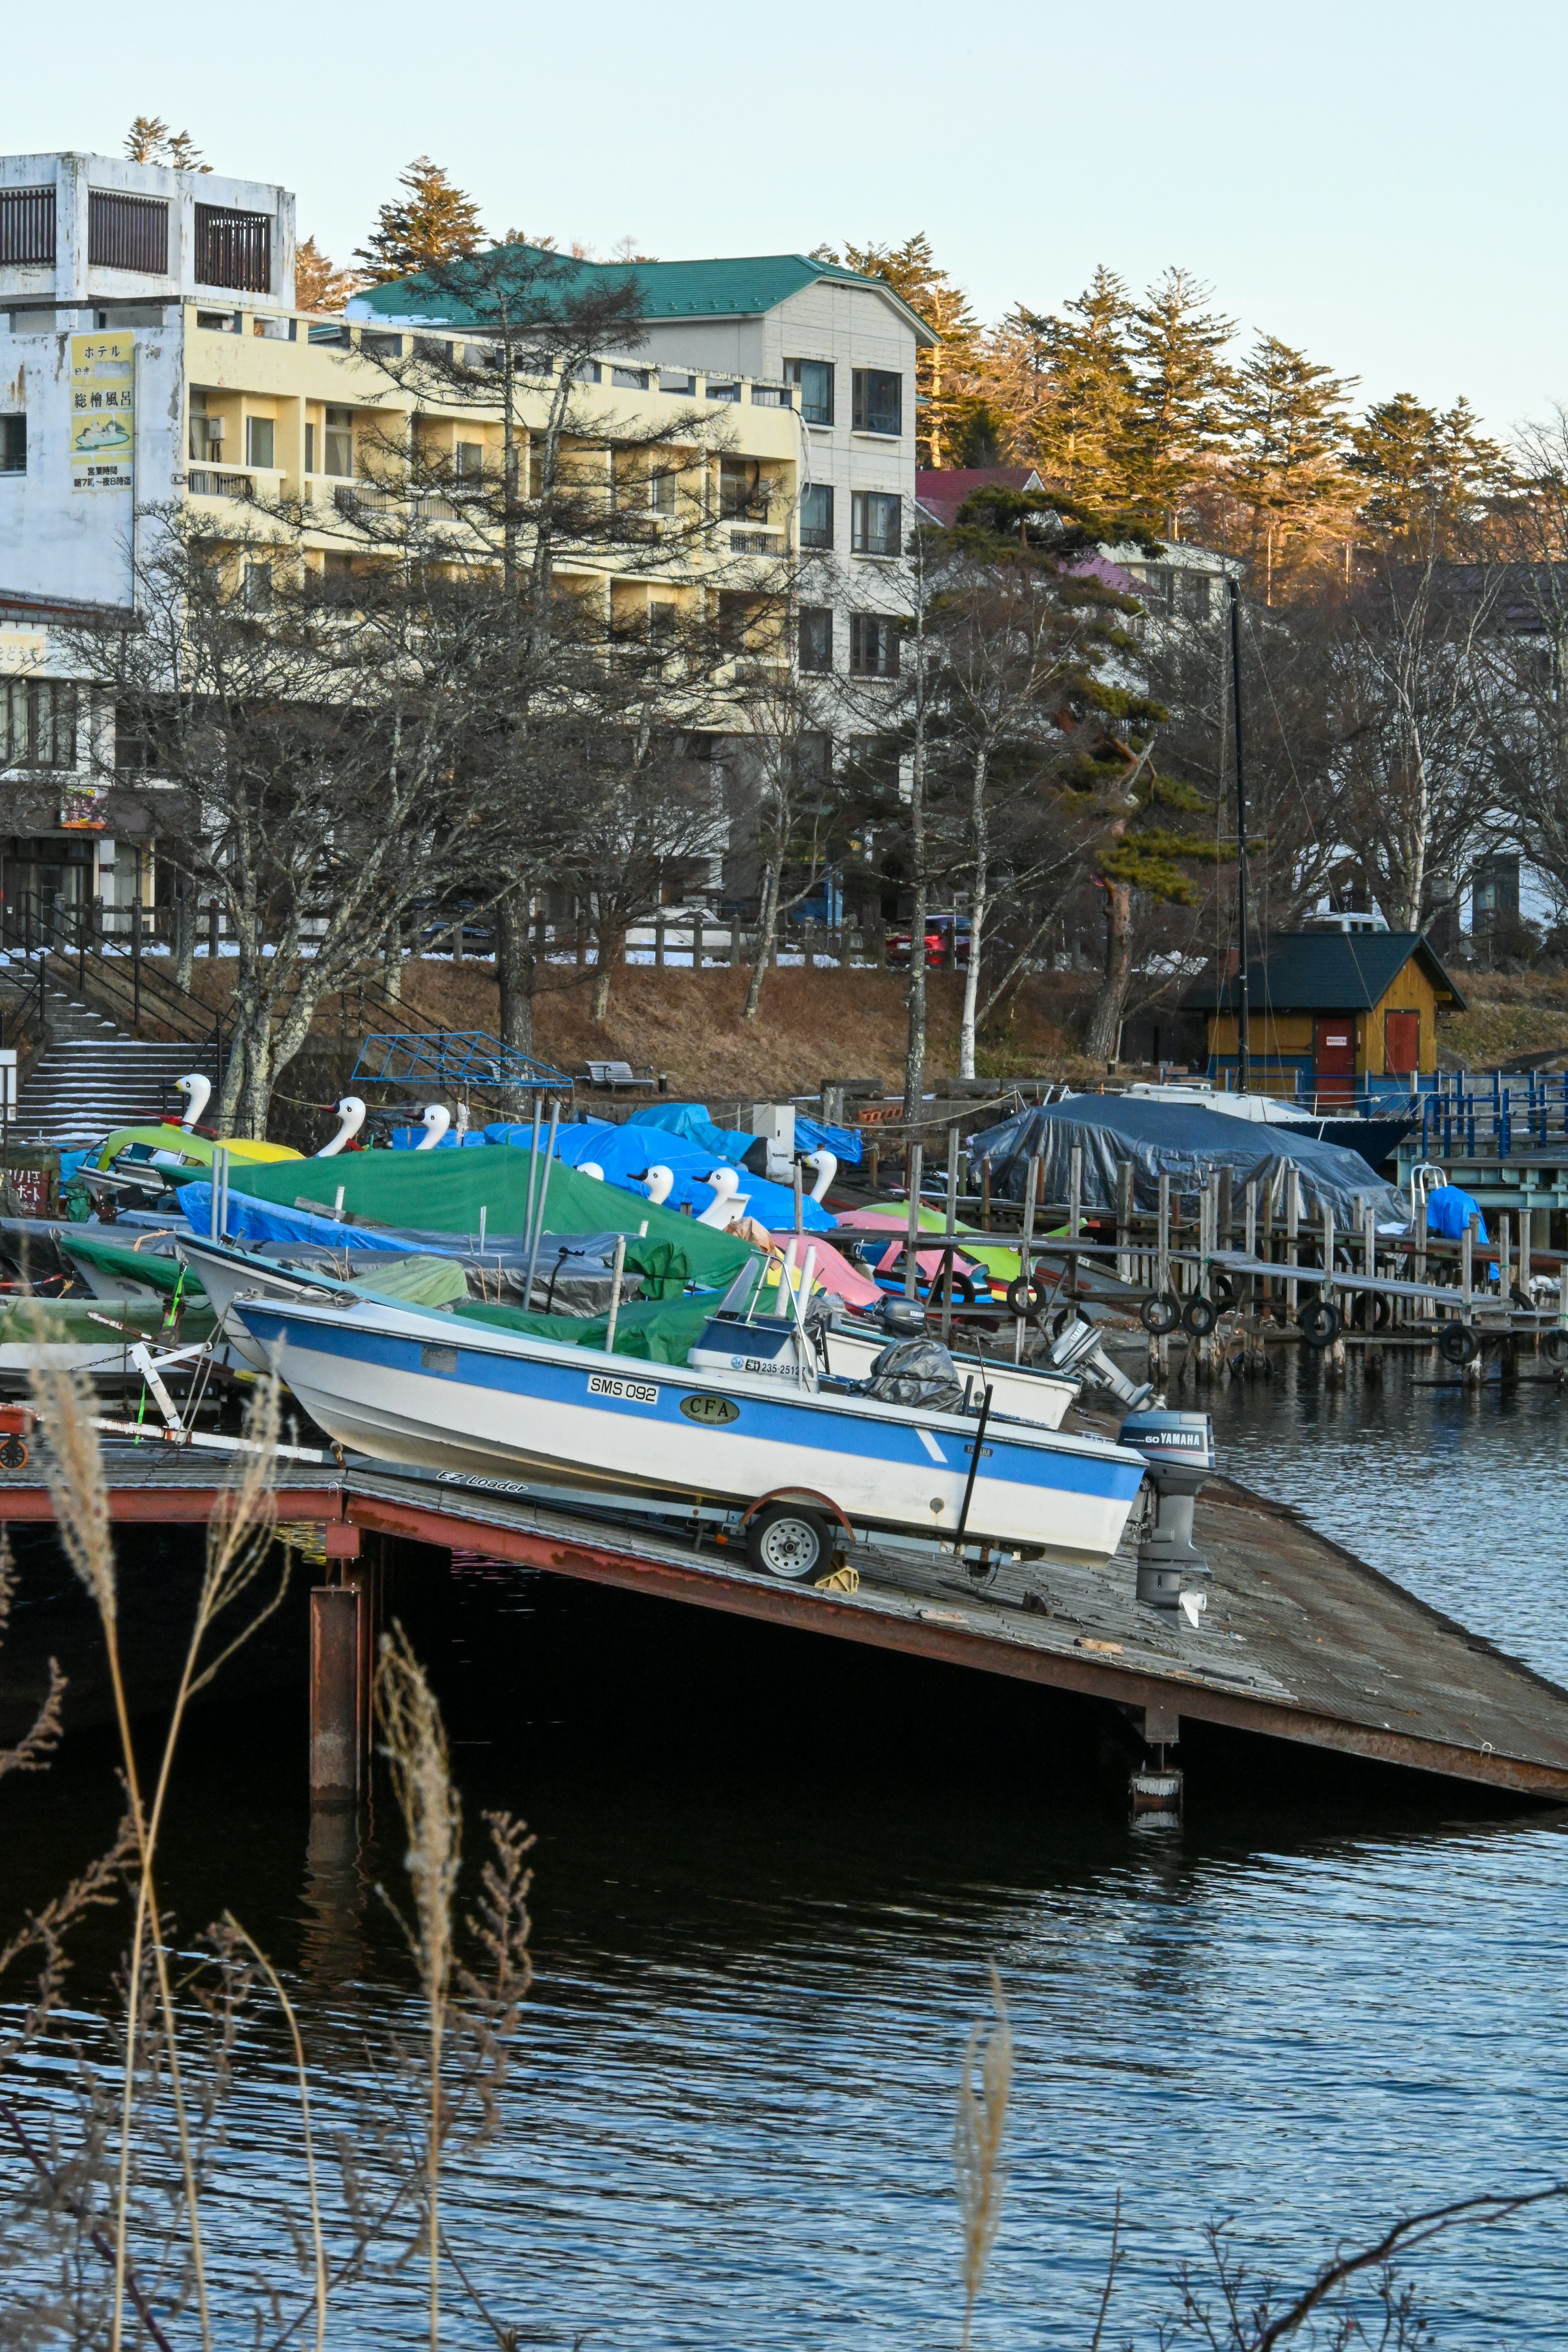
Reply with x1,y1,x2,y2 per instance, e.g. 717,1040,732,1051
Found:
352,245,937,344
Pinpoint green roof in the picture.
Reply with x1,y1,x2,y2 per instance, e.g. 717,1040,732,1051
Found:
1184,931,1467,1015
352,245,937,345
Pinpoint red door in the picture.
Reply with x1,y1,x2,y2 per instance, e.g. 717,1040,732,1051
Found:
1385,1009,1419,1076
1314,1018,1356,1105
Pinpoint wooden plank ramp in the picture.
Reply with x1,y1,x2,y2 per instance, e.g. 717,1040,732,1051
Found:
9,1439,1566,1799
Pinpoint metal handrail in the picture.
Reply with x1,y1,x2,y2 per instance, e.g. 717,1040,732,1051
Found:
0,889,225,1080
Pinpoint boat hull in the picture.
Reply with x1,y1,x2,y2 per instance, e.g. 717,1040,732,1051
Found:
238,1299,1144,1566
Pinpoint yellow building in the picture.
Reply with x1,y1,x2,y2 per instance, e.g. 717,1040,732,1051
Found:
1187,928,1466,1105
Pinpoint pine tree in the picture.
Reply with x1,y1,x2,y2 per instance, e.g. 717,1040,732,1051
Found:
123,116,209,171
1225,336,1358,602
1034,270,1144,513
838,233,985,467
355,158,485,281
294,236,364,314
1347,392,1510,551
1126,268,1236,538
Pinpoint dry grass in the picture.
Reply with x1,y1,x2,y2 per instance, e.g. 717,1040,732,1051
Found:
955,1965,1013,2352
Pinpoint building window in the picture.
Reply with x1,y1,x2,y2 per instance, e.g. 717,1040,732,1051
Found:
799,608,833,673
189,392,226,463
706,381,740,404
194,205,272,294
454,441,485,479
785,359,834,426
650,467,676,517
304,422,316,473
242,562,273,611
323,408,353,478
0,416,24,475
719,459,770,522
1178,570,1212,621
852,370,902,436
611,365,648,390
245,416,275,469
2,681,78,771
851,491,902,558
799,483,834,550
87,191,169,276
0,187,55,267
659,372,696,396
849,614,900,676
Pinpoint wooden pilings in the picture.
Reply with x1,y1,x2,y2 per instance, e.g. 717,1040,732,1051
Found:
309,1523,382,1806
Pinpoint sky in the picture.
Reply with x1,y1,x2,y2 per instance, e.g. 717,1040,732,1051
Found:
4,0,1563,439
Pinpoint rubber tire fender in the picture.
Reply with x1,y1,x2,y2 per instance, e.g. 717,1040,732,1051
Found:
1006,1273,1047,1322
1140,1291,1181,1336
1438,1322,1480,1367
1182,1293,1220,1338
1544,1329,1568,1368
1297,1298,1341,1348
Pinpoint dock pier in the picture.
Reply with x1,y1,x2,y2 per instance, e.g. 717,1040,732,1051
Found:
5,1441,1567,1806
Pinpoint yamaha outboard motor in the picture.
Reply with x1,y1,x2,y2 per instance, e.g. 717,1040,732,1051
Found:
1117,1411,1215,1622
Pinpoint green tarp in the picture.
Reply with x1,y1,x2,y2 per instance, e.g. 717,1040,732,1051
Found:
349,1254,471,1310
453,1291,717,1366
62,1236,192,1298
225,1146,758,1292
0,1296,216,1346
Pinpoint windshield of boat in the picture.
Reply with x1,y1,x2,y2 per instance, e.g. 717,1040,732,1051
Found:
714,1260,766,1321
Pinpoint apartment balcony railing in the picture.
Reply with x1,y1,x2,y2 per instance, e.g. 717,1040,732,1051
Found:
186,465,285,502
729,528,786,555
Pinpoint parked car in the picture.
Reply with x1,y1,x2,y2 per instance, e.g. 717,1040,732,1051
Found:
884,914,971,969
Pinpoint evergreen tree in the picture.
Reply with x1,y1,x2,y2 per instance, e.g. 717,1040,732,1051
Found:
1017,269,1142,514
838,233,985,467
123,116,209,171
1126,268,1236,537
294,236,363,314
1225,336,1358,602
355,158,485,281
1348,392,1510,551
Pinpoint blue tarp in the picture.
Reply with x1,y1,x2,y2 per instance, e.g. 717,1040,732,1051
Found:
1425,1185,1489,1243
180,1183,414,1255
794,1113,863,1167
971,1094,1410,1228
604,1099,864,1168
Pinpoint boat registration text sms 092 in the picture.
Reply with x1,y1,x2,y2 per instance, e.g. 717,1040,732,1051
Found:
587,1374,659,1406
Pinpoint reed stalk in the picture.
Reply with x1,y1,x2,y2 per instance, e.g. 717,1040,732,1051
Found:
955,1964,1011,2352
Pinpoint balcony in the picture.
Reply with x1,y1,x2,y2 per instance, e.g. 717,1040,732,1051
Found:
185,465,285,503
729,528,785,555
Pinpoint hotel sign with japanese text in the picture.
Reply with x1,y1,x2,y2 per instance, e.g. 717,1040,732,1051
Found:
69,334,135,492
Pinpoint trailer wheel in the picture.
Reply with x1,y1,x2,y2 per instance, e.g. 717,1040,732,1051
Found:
746,1502,832,1581
1297,1299,1340,1348
1140,1290,1181,1336
1182,1294,1220,1338
1438,1322,1480,1367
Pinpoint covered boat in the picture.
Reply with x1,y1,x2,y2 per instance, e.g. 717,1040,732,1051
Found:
971,1094,1410,1228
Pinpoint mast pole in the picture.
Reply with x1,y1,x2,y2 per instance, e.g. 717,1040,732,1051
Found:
1227,576,1252,1094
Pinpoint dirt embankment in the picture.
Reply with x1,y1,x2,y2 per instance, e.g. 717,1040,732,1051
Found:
1437,971,1568,1071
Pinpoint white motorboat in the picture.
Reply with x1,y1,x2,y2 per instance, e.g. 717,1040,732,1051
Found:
233,1287,1149,1572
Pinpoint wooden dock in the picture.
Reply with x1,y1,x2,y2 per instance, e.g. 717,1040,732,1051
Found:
5,1440,1567,1800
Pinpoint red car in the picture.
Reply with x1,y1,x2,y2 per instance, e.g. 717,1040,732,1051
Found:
884,914,972,969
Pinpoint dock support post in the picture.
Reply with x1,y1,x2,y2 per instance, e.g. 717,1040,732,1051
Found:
310,1523,372,1806
1116,1159,1134,1286
1153,1174,1172,1388
1131,1704,1183,1820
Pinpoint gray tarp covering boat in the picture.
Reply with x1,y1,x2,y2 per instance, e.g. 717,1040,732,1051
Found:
970,1094,1410,1228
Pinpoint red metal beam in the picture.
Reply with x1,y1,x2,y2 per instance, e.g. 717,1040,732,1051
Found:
0,1484,346,1524
344,1492,1568,1800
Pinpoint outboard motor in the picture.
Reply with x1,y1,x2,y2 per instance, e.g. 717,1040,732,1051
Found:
1117,1410,1215,1622
1046,1312,1154,1411
880,1297,927,1339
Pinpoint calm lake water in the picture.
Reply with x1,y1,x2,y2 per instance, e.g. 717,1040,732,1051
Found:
4,1352,1567,2347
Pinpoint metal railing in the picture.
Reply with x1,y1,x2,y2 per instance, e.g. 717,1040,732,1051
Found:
1420,1070,1568,1161
0,890,226,1074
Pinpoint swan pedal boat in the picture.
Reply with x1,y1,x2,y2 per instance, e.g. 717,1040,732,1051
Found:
233,1288,1148,1568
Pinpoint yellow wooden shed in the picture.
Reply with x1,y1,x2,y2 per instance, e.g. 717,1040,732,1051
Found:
1185,930,1466,1103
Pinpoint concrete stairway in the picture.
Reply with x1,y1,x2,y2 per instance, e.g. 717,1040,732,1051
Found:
9,976,219,1145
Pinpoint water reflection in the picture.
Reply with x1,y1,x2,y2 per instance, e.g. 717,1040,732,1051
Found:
2,1357,1566,2346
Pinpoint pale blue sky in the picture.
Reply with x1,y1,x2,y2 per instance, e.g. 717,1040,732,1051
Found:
4,0,1560,436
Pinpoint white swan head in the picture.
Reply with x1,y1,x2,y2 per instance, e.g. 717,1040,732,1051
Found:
316,1096,366,1157
644,1164,675,1206
804,1148,838,1203
414,1104,451,1151
695,1166,749,1229
175,1073,211,1132
579,1159,605,1181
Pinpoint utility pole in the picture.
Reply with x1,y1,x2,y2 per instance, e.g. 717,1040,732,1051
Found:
1227,576,1251,1094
